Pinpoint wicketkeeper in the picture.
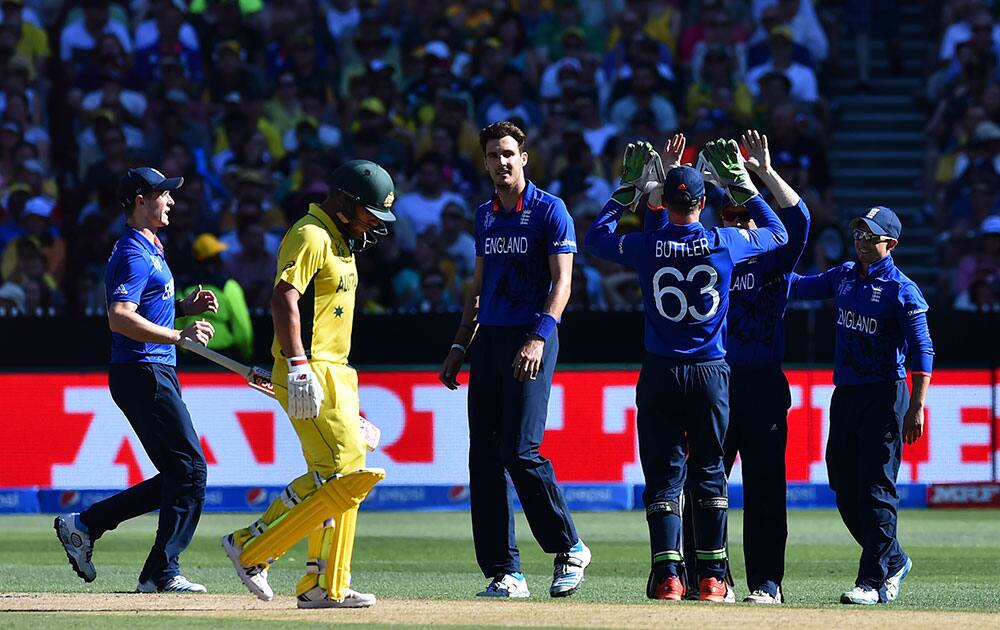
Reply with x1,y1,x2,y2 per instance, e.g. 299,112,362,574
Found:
223,160,396,609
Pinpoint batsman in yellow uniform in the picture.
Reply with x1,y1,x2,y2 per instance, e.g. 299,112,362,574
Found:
222,160,396,609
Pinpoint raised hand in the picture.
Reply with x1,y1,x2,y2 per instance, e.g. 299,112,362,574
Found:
741,129,770,174
661,133,687,170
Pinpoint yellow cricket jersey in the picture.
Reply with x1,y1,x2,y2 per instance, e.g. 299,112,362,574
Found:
271,204,357,364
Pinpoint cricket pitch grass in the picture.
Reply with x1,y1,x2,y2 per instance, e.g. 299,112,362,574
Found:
2,510,998,628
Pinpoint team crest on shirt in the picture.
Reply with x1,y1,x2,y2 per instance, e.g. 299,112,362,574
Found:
870,286,883,302
519,206,533,225
150,255,162,272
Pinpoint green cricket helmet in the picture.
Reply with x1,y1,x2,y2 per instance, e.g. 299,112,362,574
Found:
328,159,396,251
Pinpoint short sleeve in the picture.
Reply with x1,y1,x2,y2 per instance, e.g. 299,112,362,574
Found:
546,199,578,255
275,224,329,293
106,249,150,305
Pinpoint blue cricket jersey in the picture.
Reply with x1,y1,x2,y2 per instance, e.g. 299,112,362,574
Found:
789,254,934,386
105,228,177,365
725,200,811,367
475,180,577,326
585,195,788,360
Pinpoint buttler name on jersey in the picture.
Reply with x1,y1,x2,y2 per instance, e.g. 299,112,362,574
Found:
484,235,529,255
655,237,711,258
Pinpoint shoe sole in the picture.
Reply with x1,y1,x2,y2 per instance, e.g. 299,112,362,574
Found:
53,517,95,583
840,594,878,605
222,535,273,601
297,597,376,608
476,591,531,598
550,576,584,598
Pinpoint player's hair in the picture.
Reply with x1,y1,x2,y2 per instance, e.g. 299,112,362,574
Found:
665,198,702,215
479,121,526,155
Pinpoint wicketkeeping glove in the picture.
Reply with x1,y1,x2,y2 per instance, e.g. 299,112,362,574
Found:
612,141,665,212
286,356,324,420
698,138,759,205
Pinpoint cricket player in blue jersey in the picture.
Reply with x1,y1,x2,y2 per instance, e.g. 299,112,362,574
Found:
54,167,218,593
586,138,788,602
677,130,810,604
439,121,590,599
788,205,933,605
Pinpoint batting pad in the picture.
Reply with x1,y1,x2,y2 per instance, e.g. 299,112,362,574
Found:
325,506,359,600
240,468,384,567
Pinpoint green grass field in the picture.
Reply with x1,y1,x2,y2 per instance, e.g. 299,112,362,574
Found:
2,509,999,627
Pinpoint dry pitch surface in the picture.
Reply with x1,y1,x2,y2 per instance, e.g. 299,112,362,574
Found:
3,593,998,629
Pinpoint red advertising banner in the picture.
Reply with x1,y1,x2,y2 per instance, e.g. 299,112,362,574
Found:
0,369,997,489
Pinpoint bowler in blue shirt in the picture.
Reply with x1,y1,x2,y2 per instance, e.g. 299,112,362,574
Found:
789,205,933,605
439,121,590,600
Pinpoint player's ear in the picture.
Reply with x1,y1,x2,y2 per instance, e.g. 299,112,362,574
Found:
521,150,528,167
886,238,898,252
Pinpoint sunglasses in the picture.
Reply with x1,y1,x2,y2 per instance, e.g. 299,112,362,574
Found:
852,229,893,243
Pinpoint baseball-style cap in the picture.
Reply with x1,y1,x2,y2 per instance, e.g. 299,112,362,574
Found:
850,205,902,240
662,166,706,205
980,215,1000,235
23,196,54,219
192,233,228,262
117,167,184,209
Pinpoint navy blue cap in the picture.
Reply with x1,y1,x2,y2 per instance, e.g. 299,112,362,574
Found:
663,166,705,205
118,167,184,209
849,205,901,239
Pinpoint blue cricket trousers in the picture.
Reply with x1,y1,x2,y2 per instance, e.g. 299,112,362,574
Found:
81,363,207,586
637,354,730,580
827,379,909,600
467,325,578,578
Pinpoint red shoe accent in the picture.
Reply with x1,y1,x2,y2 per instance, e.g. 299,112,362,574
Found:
648,574,685,601
699,577,728,602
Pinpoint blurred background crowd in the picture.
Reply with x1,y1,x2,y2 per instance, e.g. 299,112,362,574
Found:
0,0,994,336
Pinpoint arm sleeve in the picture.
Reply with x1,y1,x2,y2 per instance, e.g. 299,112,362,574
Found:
773,199,812,274
898,283,935,375
584,198,642,268
274,225,328,293
787,266,840,301
546,198,578,254
644,205,668,232
105,250,150,305
720,194,789,264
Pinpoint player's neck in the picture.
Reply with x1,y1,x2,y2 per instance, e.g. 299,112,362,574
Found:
667,210,700,225
496,178,526,210
127,218,158,243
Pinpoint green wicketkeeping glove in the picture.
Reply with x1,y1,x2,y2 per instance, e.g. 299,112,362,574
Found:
697,138,759,205
612,141,665,212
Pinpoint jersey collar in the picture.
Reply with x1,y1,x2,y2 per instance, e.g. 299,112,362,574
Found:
492,180,534,213
129,228,163,256
859,253,894,279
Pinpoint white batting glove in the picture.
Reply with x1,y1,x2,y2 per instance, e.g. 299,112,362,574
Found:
286,356,324,420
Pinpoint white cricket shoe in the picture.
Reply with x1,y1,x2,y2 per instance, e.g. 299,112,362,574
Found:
477,572,530,598
885,557,913,602
137,576,207,593
840,585,879,605
551,540,591,597
54,513,95,583
297,586,376,608
222,533,273,601
744,586,782,604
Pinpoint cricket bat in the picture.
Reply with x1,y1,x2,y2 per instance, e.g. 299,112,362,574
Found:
180,339,380,451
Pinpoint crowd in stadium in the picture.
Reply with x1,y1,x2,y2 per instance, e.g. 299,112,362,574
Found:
0,0,993,318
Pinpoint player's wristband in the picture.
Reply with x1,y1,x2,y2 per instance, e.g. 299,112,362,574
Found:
287,355,310,373
529,313,558,342
450,343,467,354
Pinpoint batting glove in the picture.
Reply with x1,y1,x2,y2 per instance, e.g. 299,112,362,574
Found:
612,141,665,212
286,356,324,420
698,138,759,206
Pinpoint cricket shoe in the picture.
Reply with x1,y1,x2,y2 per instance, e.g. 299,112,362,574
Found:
222,533,273,601
646,569,684,601
840,586,879,605
698,577,734,602
885,557,913,602
297,586,376,608
136,576,207,593
744,586,782,604
550,540,591,597
476,572,530,598
54,513,95,583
